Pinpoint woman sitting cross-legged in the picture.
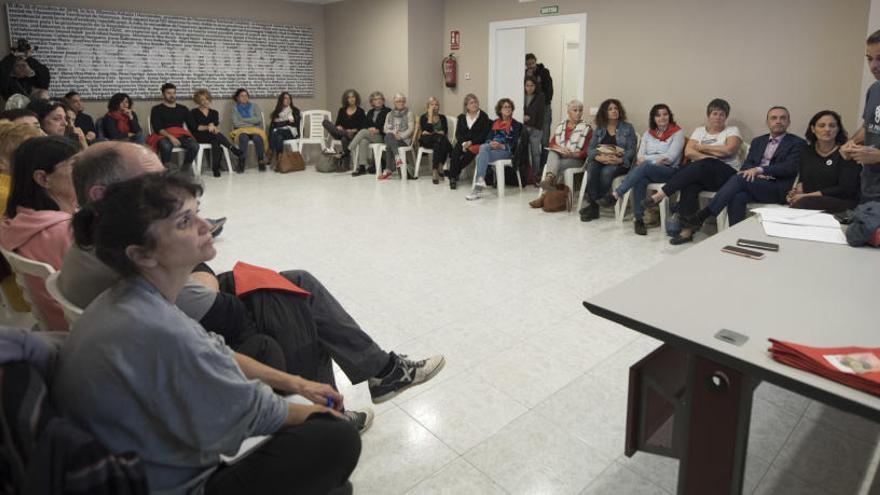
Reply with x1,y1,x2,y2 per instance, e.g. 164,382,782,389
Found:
379,93,415,180
530,99,591,209
447,93,491,190
324,89,367,168
787,110,861,212
102,93,145,144
0,135,80,331
596,103,684,235
268,91,302,163
190,89,244,177
417,96,452,184
579,98,637,221
230,88,269,172
641,98,743,244
53,173,361,495
465,98,522,201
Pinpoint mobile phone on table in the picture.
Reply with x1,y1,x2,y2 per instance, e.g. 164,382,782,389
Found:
736,239,779,252
721,245,765,260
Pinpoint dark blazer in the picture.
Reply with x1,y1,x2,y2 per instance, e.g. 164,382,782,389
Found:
454,110,491,146
365,106,391,135
741,133,806,179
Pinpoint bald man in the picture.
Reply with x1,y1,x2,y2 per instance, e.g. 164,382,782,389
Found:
60,142,445,430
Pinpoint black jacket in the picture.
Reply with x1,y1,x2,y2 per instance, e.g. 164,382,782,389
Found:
0,54,50,100
366,106,391,135
523,93,545,131
528,63,553,104
454,110,491,146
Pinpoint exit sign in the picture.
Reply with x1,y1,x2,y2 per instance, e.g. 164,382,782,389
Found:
539,5,559,16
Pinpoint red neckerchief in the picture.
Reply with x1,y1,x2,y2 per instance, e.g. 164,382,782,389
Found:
650,123,681,142
492,118,512,131
106,111,130,134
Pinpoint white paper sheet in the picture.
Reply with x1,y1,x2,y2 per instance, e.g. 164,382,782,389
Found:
752,208,841,228
761,221,847,245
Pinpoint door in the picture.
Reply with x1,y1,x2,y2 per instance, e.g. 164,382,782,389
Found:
490,27,525,122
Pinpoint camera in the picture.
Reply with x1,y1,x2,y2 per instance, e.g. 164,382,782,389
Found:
12,39,35,56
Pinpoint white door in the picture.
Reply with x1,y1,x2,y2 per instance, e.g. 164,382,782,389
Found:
490,27,525,122
560,40,580,122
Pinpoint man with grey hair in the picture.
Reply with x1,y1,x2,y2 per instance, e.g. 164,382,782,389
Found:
60,142,445,432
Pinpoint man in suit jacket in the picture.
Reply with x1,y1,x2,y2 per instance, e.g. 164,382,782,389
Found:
683,106,805,228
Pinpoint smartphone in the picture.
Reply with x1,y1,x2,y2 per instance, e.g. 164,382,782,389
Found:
736,239,779,252
721,245,765,260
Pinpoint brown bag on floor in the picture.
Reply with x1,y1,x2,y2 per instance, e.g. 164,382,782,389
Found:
275,150,305,173
542,184,571,212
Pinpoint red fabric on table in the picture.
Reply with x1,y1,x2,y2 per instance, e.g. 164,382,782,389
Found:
232,261,311,298
768,339,880,397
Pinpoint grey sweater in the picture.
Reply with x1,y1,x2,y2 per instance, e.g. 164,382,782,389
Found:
52,277,287,495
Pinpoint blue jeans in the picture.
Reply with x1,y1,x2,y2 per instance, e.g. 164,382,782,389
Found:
238,133,265,161
707,174,790,225
585,160,628,204
614,163,677,219
475,143,511,181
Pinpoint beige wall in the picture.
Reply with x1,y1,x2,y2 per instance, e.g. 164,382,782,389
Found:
443,0,870,141
406,0,445,113
325,0,408,114
2,0,327,132
525,23,580,121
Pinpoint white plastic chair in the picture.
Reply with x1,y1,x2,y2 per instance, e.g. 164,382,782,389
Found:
0,247,55,330
370,143,414,181
414,116,456,177
299,110,341,152
616,182,669,227
194,144,234,176
473,159,522,198
146,120,187,159
45,271,83,326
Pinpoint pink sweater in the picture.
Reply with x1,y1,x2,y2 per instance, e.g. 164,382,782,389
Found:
0,207,72,330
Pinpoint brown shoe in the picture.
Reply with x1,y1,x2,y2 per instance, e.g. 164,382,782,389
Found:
529,195,544,208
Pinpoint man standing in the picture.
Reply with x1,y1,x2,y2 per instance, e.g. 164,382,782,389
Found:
0,40,49,100
841,29,880,204
64,91,97,144
683,106,805,229
148,82,199,173
525,53,554,154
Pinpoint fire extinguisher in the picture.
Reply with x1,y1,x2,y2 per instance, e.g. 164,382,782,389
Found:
442,53,457,88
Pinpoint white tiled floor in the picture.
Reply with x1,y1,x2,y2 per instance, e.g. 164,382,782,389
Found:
200,165,879,494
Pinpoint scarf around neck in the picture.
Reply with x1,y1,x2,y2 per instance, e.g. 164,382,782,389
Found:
236,102,253,119
651,123,681,142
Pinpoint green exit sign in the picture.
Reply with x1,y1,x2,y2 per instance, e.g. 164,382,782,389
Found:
539,5,559,16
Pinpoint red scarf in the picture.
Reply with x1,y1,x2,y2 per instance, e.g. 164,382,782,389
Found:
650,123,681,142
106,111,130,135
492,118,512,132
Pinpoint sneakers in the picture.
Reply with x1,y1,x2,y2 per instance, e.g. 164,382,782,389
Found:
341,408,374,434
378,169,393,180
465,186,483,201
368,353,446,404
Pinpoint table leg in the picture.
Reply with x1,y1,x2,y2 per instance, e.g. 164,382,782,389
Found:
677,355,756,495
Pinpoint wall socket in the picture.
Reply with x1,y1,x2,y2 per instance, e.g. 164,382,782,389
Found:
464,72,471,80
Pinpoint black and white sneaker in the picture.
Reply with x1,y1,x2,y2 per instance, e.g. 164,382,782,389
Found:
368,353,446,404
341,408,374,434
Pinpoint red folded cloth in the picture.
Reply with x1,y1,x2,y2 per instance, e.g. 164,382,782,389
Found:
768,339,880,397
232,261,311,298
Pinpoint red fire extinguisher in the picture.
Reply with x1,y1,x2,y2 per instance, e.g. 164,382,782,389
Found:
442,53,457,88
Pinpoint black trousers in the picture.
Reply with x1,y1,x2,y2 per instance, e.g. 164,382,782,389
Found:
193,131,234,172
661,158,736,216
204,414,360,495
418,134,452,169
322,120,353,156
449,146,477,179
791,195,858,213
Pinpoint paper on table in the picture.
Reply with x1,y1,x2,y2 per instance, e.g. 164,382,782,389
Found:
761,221,847,244
752,208,840,228
221,395,312,465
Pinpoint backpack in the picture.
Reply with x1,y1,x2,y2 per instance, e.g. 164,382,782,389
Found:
845,201,880,247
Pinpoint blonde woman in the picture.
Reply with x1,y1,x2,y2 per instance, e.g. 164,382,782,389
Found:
448,94,491,190
379,93,415,180
417,96,452,184
190,89,243,177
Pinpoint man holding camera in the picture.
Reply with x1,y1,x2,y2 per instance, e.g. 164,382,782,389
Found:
0,39,49,100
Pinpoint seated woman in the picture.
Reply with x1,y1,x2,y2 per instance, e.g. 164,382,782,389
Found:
598,103,685,235
102,93,145,144
230,88,269,172
531,99,591,207
54,173,360,495
0,136,79,330
642,98,743,244
522,76,545,183
447,94,491,190
417,96,452,184
787,110,861,212
324,89,367,167
268,91,302,162
379,93,415,181
30,99,88,149
465,98,522,201
349,91,390,176
579,98,637,221
190,89,244,177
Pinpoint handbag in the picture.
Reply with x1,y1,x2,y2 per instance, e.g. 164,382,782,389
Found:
275,150,305,173
542,184,571,212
